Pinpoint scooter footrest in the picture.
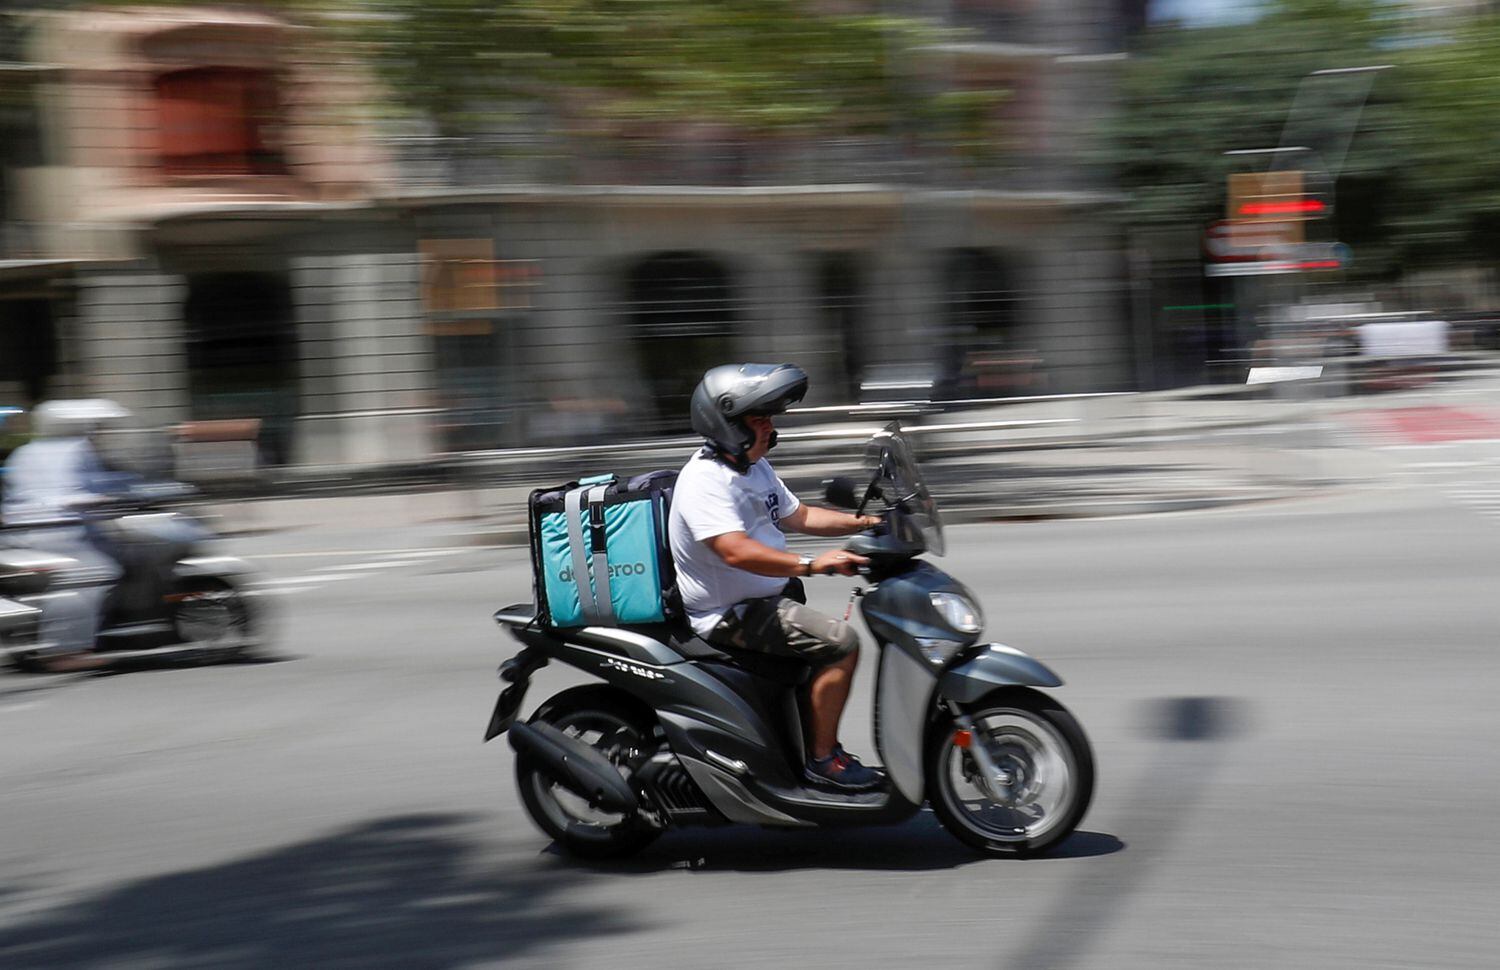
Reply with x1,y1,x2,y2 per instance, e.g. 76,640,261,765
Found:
781,786,890,808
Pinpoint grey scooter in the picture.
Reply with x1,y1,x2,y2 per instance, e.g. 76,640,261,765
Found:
486,425,1094,859
0,483,266,670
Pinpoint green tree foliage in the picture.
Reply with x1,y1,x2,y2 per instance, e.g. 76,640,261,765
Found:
1387,13,1500,265
357,0,950,136
70,0,999,168
1116,0,1500,277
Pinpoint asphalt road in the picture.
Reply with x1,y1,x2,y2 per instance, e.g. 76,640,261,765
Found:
1,449,1498,970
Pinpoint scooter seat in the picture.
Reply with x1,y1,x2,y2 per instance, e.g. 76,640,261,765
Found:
609,622,809,685
662,630,811,686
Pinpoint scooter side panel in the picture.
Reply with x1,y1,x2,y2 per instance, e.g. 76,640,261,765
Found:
519,635,803,789
875,646,940,805
675,754,813,827
0,597,42,632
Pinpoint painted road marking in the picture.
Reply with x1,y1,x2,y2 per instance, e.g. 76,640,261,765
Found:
1362,406,1500,445
245,548,475,560
256,573,362,588
326,561,422,571
249,546,485,596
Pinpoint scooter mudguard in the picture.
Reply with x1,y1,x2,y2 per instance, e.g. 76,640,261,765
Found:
939,644,1063,703
484,684,528,742
484,648,549,742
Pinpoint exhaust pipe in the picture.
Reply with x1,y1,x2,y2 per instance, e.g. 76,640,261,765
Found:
508,720,639,814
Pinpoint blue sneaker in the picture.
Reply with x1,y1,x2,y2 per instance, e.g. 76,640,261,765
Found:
804,746,885,792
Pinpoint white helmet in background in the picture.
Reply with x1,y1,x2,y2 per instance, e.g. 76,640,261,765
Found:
30,399,133,439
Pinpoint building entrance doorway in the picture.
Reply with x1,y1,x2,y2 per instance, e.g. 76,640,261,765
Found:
183,272,297,464
941,247,1027,398
0,297,59,406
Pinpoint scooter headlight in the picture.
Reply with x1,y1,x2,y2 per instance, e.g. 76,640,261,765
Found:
929,591,983,636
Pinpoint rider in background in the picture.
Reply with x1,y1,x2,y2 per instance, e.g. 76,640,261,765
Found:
1,400,135,669
668,363,886,792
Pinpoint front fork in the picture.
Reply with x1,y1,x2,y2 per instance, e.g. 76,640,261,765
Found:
947,707,1017,803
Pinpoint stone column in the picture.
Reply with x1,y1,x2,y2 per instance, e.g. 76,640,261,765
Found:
1027,221,1131,393
866,221,944,383
71,270,189,426
735,250,827,380
292,253,435,466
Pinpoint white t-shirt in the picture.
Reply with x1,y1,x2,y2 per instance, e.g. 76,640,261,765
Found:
668,451,801,637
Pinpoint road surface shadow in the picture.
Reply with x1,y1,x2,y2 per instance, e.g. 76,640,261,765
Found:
91,648,297,676
0,813,640,970
562,812,1123,874
1146,695,1250,742
1005,696,1252,970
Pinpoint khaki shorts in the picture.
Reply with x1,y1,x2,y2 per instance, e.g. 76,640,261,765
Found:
707,595,859,665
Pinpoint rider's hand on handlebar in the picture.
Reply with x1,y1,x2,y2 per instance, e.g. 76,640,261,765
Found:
812,550,869,576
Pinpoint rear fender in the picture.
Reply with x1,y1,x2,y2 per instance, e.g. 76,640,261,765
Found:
174,556,259,584
484,647,550,741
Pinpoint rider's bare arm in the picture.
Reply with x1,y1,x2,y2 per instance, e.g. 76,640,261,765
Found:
705,531,867,577
780,504,879,538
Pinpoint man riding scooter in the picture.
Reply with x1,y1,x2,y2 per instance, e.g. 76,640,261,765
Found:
1,400,135,670
669,363,886,792
2,399,261,671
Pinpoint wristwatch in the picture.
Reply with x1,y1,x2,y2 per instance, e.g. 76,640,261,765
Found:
797,554,815,577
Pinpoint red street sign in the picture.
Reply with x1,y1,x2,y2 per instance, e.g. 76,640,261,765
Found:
1203,220,1299,263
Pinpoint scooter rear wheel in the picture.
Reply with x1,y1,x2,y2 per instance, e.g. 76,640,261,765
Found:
515,686,661,859
172,578,253,657
926,687,1094,857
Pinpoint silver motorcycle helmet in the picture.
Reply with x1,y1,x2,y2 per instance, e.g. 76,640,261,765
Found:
690,363,808,469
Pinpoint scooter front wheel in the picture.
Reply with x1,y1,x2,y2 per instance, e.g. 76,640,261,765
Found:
926,687,1094,857
515,686,661,860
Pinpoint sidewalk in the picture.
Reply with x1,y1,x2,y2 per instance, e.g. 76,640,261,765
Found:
201,361,1500,544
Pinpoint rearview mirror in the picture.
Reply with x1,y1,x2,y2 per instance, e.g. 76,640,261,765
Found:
823,476,862,510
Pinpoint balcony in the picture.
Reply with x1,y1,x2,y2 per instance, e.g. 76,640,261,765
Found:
391,128,1079,195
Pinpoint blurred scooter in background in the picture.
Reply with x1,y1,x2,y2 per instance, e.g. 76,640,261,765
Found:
1,480,271,672
1,400,270,673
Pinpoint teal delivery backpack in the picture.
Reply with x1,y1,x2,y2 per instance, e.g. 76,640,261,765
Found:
528,471,680,629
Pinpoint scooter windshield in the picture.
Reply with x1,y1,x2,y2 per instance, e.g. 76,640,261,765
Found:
864,423,945,557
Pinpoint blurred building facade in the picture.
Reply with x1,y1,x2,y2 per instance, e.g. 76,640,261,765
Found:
3,8,426,466
1,2,1132,466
